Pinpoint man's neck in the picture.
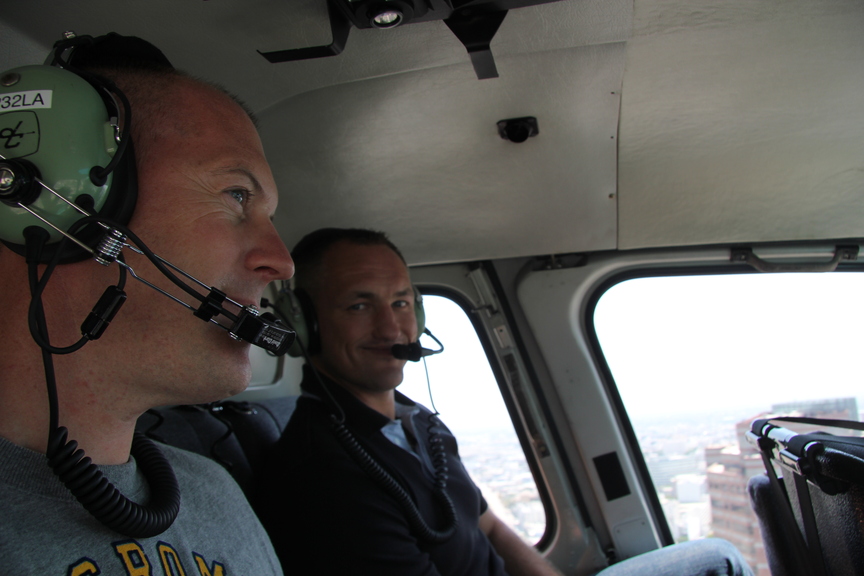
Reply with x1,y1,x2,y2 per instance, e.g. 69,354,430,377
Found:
0,343,138,465
0,255,139,465
349,387,396,420
310,362,397,420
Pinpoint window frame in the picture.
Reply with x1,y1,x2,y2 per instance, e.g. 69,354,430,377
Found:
414,282,558,549
583,262,864,545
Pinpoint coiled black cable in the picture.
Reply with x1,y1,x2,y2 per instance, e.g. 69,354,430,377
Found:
329,414,458,544
46,428,181,537
264,289,457,543
427,418,450,490
25,230,181,538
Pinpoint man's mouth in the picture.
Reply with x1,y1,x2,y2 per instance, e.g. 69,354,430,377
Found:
365,344,405,358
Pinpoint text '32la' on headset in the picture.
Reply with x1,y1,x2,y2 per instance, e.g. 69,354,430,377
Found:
0,32,295,538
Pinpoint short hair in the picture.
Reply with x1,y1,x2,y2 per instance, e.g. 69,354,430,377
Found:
82,67,258,169
291,228,406,294
71,32,259,126
72,33,257,158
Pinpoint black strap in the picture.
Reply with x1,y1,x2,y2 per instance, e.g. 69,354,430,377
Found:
761,416,864,432
753,418,835,576
792,472,827,575
757,446,826,576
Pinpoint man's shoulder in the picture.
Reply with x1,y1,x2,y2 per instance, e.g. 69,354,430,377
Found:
155,442,266,523
156,441,241,488
158,440,222,464
276,397,345,456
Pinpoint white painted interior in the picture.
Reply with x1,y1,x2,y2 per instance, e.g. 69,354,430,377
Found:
4,0,860,265
4,3,863,568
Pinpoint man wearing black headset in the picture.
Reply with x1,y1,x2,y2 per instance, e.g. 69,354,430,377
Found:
256,228,754,576
256,227,564,576
0,35,291,573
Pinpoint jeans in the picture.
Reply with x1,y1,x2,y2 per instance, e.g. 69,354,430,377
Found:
596,539,754,576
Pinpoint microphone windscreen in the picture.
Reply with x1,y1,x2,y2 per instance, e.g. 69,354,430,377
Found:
392,342,422,362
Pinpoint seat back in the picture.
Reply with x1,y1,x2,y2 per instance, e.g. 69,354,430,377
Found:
747,473,801,576
136,397,298,498
747,417,864,576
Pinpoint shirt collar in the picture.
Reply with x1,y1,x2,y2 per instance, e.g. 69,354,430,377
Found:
299,364,418,435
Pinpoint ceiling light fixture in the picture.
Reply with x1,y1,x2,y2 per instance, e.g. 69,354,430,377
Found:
258,0,566,80
371,9,404,28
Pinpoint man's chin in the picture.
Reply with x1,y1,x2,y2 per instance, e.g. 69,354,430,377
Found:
201,338,253,399
192,368,251,404
369,367,406,391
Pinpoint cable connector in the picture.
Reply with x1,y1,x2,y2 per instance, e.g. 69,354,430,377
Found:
81,285,126,340
194,288,226,322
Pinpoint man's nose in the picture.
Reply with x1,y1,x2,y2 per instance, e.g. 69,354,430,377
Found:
372,306,402,339
246,222,294,281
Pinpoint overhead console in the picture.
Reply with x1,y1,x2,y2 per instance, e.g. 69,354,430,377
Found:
258,0,565,79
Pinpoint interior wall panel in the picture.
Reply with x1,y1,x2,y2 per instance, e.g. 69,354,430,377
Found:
618,0,864,249
262,44,626,264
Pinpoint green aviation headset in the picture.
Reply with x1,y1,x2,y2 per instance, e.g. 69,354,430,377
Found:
273,284,427,357
0,33,182,540
0,35,143,263
2,33,297,539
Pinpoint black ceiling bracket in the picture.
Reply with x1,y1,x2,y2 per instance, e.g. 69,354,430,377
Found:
257,0,352,63
444,8,508,80
497,116,539,142
256,0,562,74
730,245,859,273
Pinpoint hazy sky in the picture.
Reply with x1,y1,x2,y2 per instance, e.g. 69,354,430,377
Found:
401,272,864,432
401,296,513,436
594,272,864,419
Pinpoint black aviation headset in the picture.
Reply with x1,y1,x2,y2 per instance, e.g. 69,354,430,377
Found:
0,32,295,538
274,283,429,359
268,271,454,543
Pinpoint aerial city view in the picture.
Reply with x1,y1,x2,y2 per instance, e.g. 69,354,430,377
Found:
457,428,548,544
455,395,860,574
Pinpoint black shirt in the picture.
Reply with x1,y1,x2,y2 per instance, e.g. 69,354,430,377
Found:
255,365,508,576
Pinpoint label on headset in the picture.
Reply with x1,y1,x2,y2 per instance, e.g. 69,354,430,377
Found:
0,111,40,156
0,90,53,110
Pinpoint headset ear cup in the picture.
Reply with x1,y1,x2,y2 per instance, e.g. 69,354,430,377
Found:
0,150,136,264
275,288,318,357
0,64,136,263
413,286,426,336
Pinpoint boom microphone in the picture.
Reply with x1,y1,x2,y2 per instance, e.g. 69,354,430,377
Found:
90,221,297,356
391,328,444,362
31,213,296,356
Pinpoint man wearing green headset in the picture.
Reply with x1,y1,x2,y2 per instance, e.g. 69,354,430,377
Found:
0,34,291,574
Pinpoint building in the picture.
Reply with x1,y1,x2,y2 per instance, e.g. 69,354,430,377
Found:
706,445,768,574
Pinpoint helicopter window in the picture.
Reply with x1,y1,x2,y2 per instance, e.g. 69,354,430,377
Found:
401,294,547,545
592,271,864,569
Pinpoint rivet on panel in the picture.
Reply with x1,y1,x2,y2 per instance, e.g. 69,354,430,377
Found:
1,73,21,87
